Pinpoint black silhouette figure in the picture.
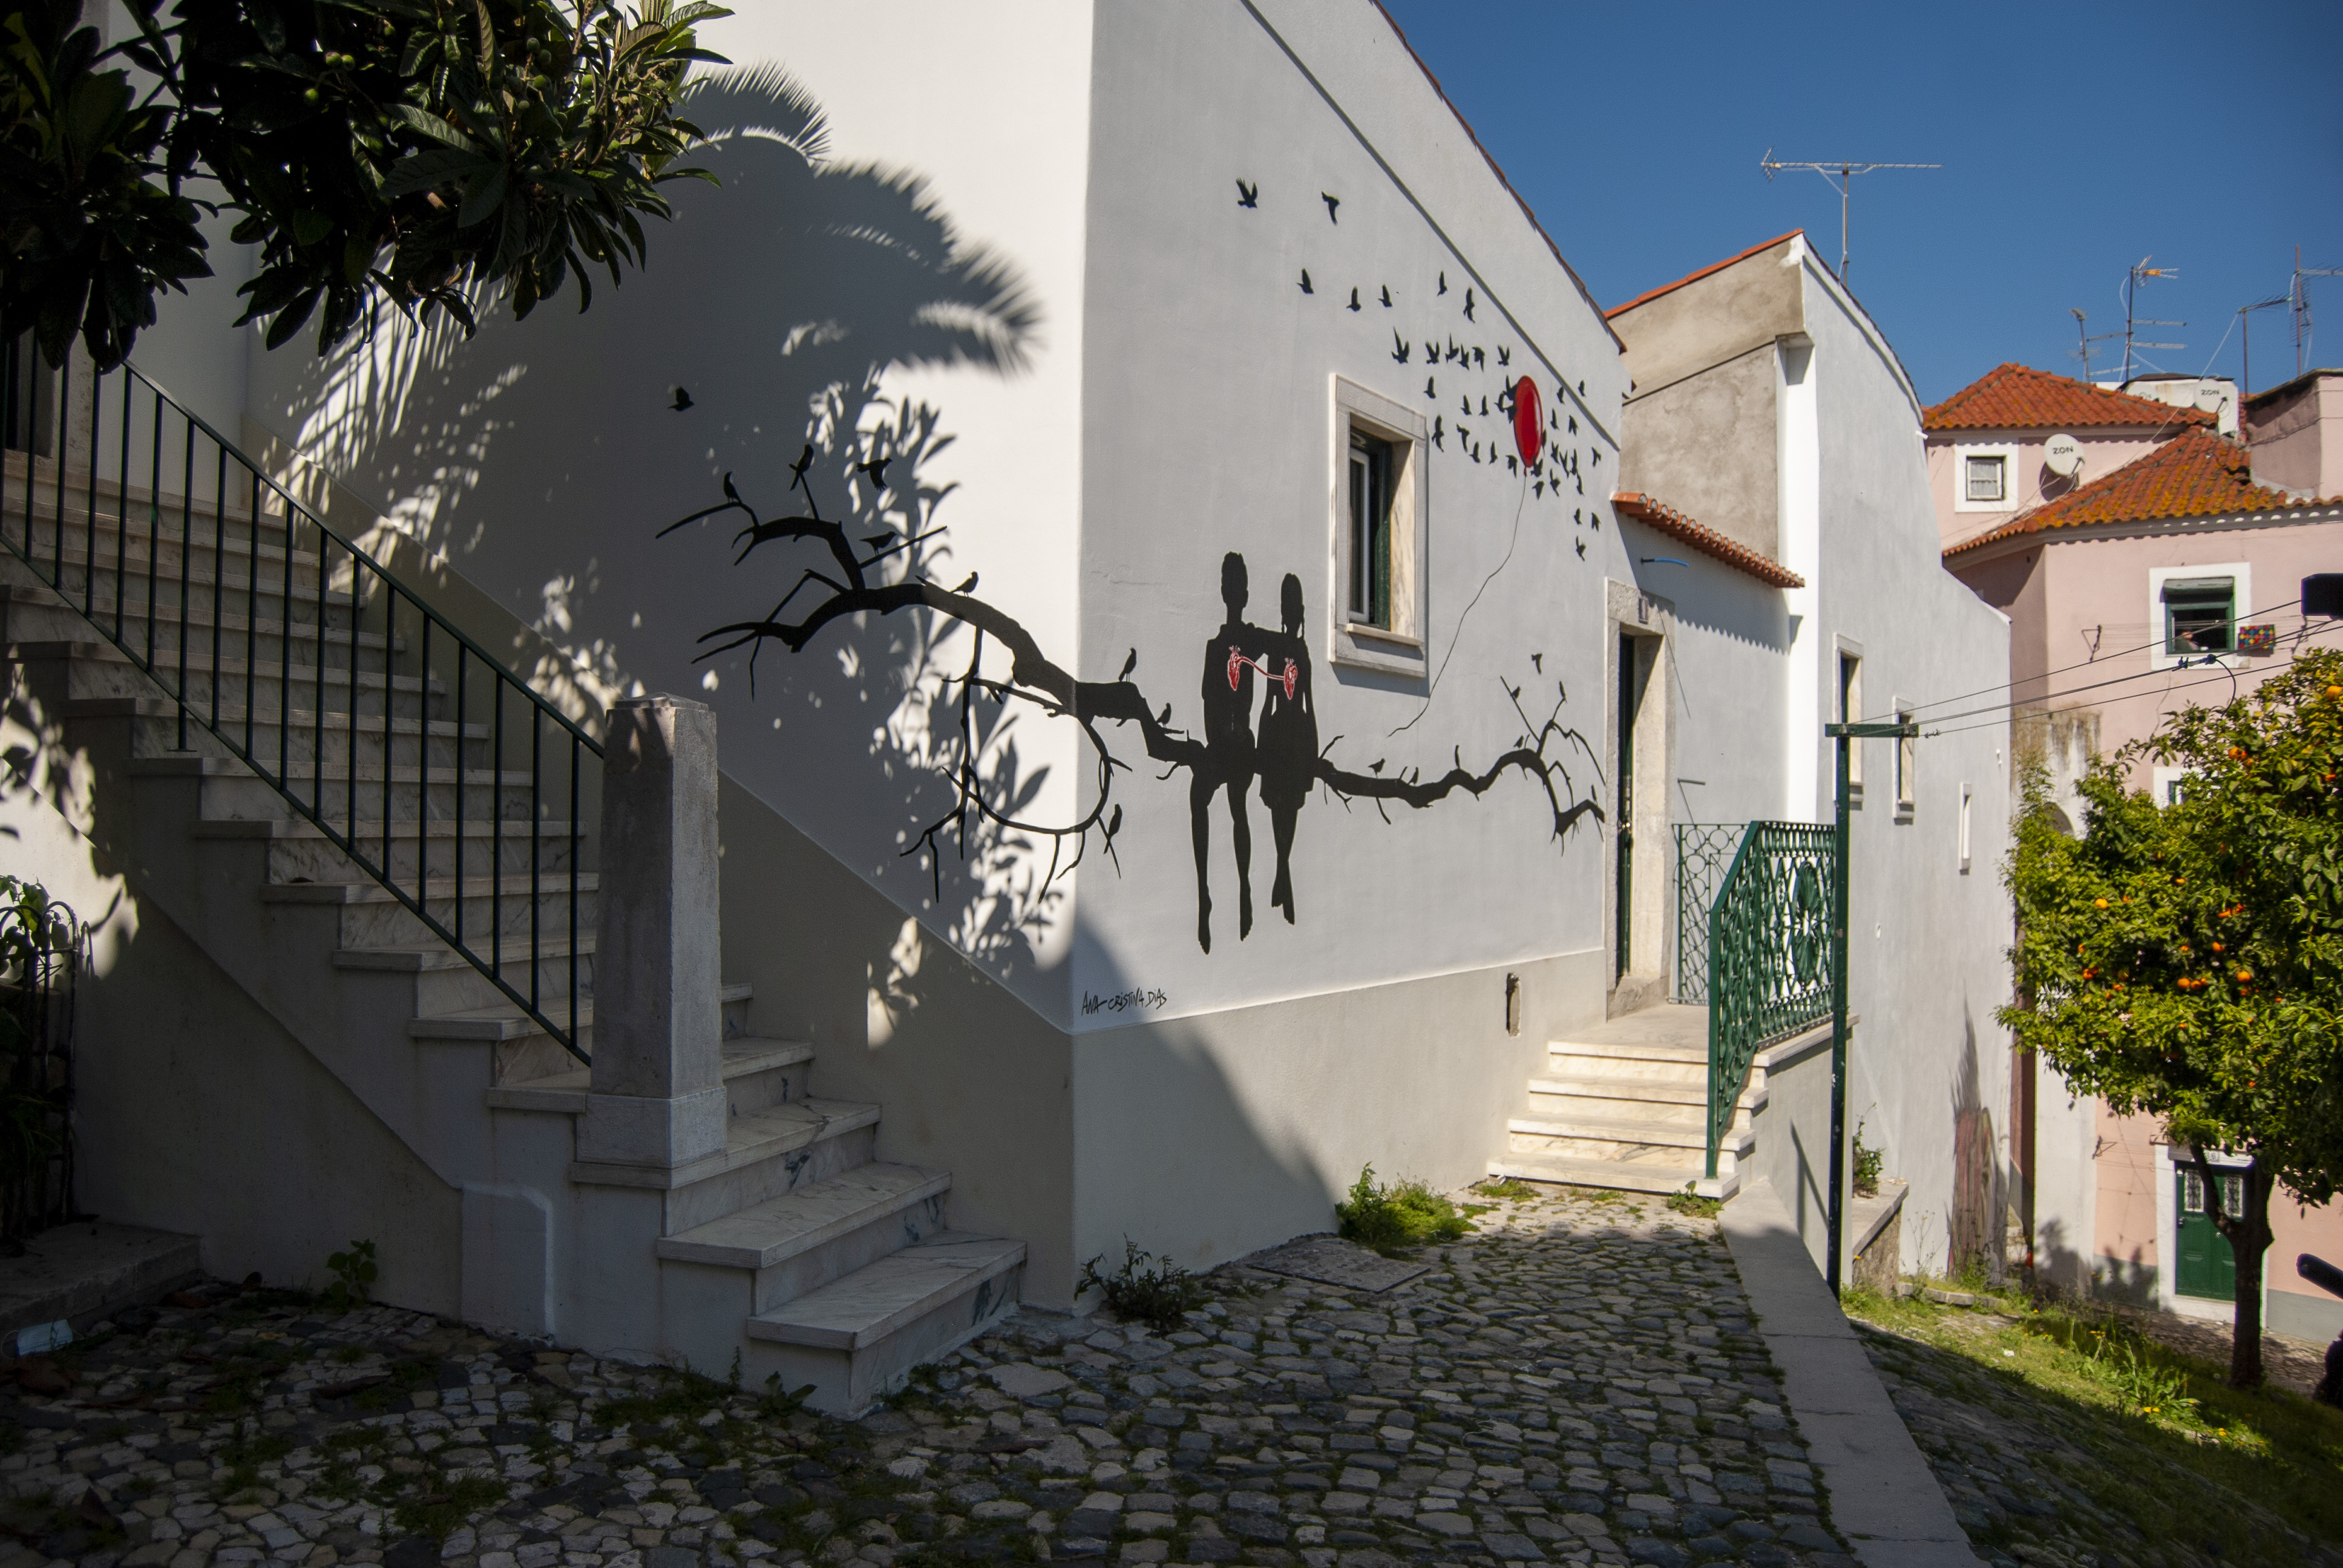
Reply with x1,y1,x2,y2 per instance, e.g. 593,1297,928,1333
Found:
1193,552,1273,952
1348,286,1362,312
1257,573,1317,926
1322,192,1340,222
1380,284,1392,307
1236,179,1259,207
669,386,693,411
1299,269,1313,294
1391,332,1411,364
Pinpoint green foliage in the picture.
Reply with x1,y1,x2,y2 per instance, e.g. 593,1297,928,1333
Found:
1077,1238,1213,1331
758,1371,813,1422
2002,649,2343,1206
1335,1165,1472,1256
4,0,729,371
0,3,211,371
390,1474,506,1542
323,1239,377,1312
1665,1184,1722,1220
1471,1178,1540,1201
1852,1120,1883,1198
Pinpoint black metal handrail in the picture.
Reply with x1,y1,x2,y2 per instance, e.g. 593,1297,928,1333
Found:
1673,822,1742,1004
1,341,598,1062
1704,820,1837,1177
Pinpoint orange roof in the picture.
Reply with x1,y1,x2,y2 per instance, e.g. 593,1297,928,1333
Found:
1605,232,1804,320
1611,491,1805,588
1923,362,2212,433
1945,427,2328,556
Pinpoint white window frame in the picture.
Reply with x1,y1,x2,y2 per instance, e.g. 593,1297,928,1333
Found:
1952,442,2022,513
2152,765,2197,806
1958,782,1971,872
2147,562,2251,672
1329,376,1430,679
1835,640,1864,795
1893,698,1916,820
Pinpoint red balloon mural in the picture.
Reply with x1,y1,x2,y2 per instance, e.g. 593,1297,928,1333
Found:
1512,375,1541,468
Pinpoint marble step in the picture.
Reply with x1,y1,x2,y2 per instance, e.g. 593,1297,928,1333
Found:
487,1034,807,1113
746,1232,1024,1416
659,1162,952,1312
572,1097,883,1235
1487,1152,1737,1201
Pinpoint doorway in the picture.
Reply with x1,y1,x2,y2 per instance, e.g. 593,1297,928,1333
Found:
1616,632,1636,980
2175,1166,2238,1300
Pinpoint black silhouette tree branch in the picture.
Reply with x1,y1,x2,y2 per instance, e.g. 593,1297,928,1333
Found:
662,460,1603,895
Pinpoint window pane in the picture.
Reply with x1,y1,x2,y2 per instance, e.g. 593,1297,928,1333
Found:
2183,1170,2204,1212
2163,581,2233,654
1368,442,1392,628
1965,455,2005,501
1348,456,1368,615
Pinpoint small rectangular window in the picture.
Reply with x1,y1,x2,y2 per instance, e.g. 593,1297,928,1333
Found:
1965,454,2007,503
1348,427,1395,630
1838,652,1863,789
2183,1169,2205,1213
1895,706,1916,815
2163,577,2235,655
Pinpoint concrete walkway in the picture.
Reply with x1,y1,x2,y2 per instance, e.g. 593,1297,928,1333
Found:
1721,1180,1984,1568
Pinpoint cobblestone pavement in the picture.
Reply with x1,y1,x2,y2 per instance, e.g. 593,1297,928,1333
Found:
0,1187,1860,1568
1853,1316,2340,1568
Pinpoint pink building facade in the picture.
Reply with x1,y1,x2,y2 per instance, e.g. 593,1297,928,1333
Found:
1936,365,2343,1342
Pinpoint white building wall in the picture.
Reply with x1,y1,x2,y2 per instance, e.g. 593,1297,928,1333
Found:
1799,248,2016,1279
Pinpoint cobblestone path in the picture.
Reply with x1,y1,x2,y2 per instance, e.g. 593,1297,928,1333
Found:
0,1188,1858,1568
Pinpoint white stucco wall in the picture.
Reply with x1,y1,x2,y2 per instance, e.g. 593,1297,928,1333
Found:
238,1,1099,1024
1795,246,2017,1279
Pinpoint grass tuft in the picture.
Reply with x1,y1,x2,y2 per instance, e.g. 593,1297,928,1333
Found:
1336,1166,1472,1256
1078,1240,1214,1331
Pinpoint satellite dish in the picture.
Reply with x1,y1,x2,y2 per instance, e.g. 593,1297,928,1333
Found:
2043,433,2083,478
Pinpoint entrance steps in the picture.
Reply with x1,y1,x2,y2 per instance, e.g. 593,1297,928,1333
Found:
1,455,1018,1412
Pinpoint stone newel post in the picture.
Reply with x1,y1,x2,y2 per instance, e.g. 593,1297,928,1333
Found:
578,696,724,1169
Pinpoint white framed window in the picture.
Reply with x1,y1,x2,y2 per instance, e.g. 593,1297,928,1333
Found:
1958,782,1971,872
1837,644,1864,794
1893,700,1916,818
1951,442,2022,513
2152,765,2196,805
1329,376,1429,678
2147,562,2251,671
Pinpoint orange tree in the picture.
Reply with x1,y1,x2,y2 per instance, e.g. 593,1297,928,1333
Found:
2002,646,2343,1388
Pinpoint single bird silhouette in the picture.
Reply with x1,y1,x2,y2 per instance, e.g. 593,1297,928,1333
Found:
1299,269,1313,294
1236,178,1259,207
1370,759,1386,774
1119,647,1138,682
1425,376,1437,399
1380,284,1393,307
1432,416,1444,448
1464,287,1476,321
1498,346,1511,366
1569,414,1578,435
1158,702,1173,725
953,572,978,593
859,455,891,491
1438,271,1449,295
1322,192,1340,223
1348,286,1362,312
789,444,816,480
1531,653,1544,673
1575,538,1587,558
1391,332,1411,364
669,386,693,412
1473,346,1485,368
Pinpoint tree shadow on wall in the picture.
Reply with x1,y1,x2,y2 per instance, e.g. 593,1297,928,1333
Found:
266,65,1067,982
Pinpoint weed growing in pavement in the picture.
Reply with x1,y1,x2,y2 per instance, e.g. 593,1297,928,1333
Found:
1665,1184,1723,1220
1337,1166,1472,1256
1079,1239,1215,1330
1852,1120,1883,1197
322,1241,377,1312
390,1475,506,1543
1472,1178,1541,1201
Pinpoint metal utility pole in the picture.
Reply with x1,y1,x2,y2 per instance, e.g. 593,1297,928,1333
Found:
2121,258,2186,383
2239,295,2287,397
2294,244,2343,379
1821,716,1916,1293
1760,151,1941,290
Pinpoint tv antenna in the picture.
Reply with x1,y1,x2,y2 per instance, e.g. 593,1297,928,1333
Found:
1758,151,1941,288
2237,295,2287,396
2120,256,2184,382
2293,244,2343,378
2068,308,2122,384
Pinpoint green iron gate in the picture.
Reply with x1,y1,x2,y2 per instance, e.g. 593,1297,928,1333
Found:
1674,823,1743,1004
1704,822,1838,1178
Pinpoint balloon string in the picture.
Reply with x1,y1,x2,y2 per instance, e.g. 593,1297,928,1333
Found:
1389,468,1530,739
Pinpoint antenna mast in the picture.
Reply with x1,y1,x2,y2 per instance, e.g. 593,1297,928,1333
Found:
2237,295,2287,397
2069,308,2120,384
2120,257,2185,383
1758,150,1941,288
2294,243,2343,377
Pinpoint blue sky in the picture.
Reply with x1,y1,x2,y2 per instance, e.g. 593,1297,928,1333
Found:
1379,1,2343,406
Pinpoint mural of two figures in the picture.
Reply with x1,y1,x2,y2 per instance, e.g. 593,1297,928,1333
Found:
1194,552,1316,952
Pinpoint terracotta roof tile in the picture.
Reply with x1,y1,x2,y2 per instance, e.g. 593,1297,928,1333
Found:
1945,428,2328,556
1605,232,1804,320
1611,492,1805,588
1923,362,2212,433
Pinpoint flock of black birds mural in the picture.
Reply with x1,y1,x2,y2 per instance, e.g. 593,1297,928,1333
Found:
654,170,1615,955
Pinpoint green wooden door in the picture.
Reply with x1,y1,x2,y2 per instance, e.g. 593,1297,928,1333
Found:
2174,1167,2238,1300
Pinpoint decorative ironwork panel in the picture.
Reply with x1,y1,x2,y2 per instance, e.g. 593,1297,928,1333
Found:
1705,821,1838,1177
1674,823,1743,1004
